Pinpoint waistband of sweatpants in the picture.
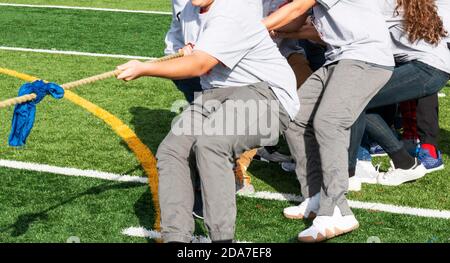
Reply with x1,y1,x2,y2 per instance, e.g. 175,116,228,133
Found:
326,59,395,71
202,82,290,130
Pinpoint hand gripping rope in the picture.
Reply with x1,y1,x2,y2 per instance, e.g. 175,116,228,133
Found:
0,52,184,109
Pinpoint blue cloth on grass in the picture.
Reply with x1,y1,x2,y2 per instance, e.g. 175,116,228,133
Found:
8,80,64,147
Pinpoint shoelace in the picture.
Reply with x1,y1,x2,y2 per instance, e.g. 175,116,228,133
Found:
382,159,419,179
373,163,381,173
382,162,397,179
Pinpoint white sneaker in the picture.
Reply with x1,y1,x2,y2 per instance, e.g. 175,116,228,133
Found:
348,176,362,192
283,193,320,220
298,207,359,243
354,160,381,184
377,159,427,186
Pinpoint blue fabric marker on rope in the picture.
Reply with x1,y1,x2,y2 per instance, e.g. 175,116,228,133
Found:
8,80,64,147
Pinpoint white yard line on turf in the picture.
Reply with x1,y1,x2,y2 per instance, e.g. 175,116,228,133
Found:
239,191,450,220
1,159,450,220
122,227,250,243
0,46,154,60
0,3,171,15
0,159,147,184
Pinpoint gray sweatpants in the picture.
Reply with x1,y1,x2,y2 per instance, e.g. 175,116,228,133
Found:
156,82,290,242
285,60,392,216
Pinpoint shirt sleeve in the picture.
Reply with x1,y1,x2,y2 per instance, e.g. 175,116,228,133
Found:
164,17,185,55
194,16,254,69
316,0,340,10
164,1,186,55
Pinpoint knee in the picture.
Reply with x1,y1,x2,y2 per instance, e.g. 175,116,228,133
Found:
313,112,335,132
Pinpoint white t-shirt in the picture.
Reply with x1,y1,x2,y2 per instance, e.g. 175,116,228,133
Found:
313,0,395,67
181,0,300,119
381,0,450,73
164,0,189,55
262,0,305,58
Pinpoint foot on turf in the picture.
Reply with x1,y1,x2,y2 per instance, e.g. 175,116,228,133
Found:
348,176,362,192
283,193,320,220
377,159,427,186
298,207,359,243
354,160,381,184
418,148,445,173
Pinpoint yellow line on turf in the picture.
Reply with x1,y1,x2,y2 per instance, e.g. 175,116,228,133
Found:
0,67,39,82
0,67,161,234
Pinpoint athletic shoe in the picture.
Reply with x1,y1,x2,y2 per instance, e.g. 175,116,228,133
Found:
354,160,381,184
418,148,445,173
377,159,427,186
438,92,446,98
281,161,296,172
348,176,362,192
283,193,320,220
254,147,292,163
369,144,387,157
298,206,359,243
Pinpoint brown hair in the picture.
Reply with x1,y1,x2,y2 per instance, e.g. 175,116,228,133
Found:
396,0,447,45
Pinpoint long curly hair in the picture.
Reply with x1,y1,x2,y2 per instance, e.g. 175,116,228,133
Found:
396,0,447,45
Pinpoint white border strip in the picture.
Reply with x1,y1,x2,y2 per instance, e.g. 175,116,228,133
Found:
0,46,154,60
348,200,450,220
239,191,450,219
1,159,449,219
0,159,147,184
0,3,171,15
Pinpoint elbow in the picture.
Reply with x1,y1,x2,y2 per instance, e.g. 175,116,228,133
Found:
292,0,314,17
185,52,217,77
191,62,214,77
195,67,211,77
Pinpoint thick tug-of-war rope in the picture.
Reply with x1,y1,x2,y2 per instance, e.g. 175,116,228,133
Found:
2,52,184,147
0,52,184,109
0,93,38,108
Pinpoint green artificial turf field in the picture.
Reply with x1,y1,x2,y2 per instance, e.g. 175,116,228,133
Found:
0,1,449,243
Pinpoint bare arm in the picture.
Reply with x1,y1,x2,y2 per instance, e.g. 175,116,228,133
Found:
117,50,219,81
275,23,326,45
276,14,308,33
263,0,316,31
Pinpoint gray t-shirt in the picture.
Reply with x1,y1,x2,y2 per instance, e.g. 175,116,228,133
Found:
165,0,263,55
263,0,306,58
381,0,450,73
313,0,395,67
179,0,299,120
164,0,189,55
